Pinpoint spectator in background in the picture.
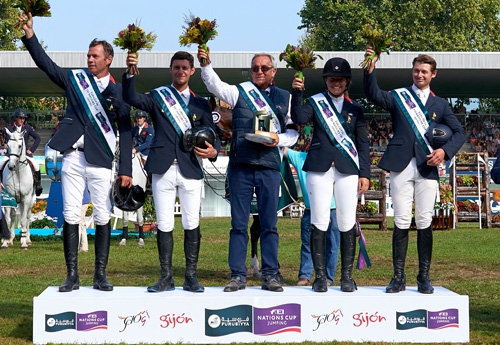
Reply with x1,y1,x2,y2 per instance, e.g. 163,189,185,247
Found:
285,147,340,287
6,108,43,196
469,127,477,150
303,123,313,140
378,127,389,147
488,132,499,157
492,123,499,136
483,116,492,137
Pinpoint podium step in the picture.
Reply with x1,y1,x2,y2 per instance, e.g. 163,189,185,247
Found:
33,286,469,344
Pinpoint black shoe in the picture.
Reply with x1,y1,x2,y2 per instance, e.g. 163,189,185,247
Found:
262,276,283,292
312,275,328,293
276,271,285,284
223,277,246,292
59,275,79,292
417,274,434,294
386,275,406,293
93,274,113,291
147,276,175,292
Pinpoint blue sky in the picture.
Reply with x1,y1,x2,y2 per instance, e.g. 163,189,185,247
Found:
31,0,306,52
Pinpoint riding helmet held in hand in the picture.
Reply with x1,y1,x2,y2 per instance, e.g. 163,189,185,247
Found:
425,123,452,149
183,126,216,151
111,178,146,212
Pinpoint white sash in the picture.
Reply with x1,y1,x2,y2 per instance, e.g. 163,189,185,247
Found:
309,93,359,170
391,87,433,154
151,85,202,173
237,81,281,134
151,85,192,137
68,69,116,157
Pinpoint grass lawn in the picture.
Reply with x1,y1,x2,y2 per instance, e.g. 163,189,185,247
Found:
1,217,499,345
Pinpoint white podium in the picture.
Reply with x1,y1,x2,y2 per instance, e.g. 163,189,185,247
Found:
33,286,469,344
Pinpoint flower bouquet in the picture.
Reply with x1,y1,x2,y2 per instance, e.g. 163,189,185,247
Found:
359,23,394,70
179,13,217,65
113,23,157,76
279,44,322,82
14,0,51,29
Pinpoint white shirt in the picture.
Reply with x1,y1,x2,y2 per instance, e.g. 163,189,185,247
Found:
94,73,110,92
327,93,344,114
174,85,191,104
412,84,430,105
200,64,298,155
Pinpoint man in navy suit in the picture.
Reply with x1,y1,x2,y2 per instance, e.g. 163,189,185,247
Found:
20,12,133,293
291,58,370,293
123,51,220,293
364,47,465,294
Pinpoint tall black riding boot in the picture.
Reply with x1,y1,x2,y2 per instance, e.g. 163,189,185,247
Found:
93,222,113,291
310,225,328,292
35,170,43,196
147,230,175,292
183,227,204,293
59,222,80,292
340,225,357,292
417,226,434,294
386,226,409,293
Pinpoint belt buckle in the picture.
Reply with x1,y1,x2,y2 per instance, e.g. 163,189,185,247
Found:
331,161,335,167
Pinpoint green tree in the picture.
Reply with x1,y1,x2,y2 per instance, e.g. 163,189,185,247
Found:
0,0,23,51
299,0,500,52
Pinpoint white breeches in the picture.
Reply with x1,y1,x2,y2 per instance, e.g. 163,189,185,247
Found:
307,167,359,232
390,158,438,229
153,163,203,232
61,150,113,225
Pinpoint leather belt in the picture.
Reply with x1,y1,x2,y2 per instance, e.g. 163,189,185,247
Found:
76,147,84,152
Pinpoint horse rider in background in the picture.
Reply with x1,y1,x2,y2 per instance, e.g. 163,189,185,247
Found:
5,108,43,196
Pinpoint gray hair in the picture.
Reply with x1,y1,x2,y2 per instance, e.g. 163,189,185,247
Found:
251,53,277,69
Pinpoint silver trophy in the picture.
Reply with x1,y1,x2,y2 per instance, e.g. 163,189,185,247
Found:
244,110,278,144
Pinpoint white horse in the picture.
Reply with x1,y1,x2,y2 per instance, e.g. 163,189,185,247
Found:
1,128,35,249
119,153,148,247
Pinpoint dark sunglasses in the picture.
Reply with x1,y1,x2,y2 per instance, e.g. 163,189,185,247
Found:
251,66,273,73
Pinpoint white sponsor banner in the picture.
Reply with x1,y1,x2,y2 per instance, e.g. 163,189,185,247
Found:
34,286,469,344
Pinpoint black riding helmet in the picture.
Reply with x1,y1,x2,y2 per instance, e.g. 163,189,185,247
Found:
135,109,147,118
183,126,216,151
322,57,352,78
425,123,453,149
111,178,146,212
14,108,27,118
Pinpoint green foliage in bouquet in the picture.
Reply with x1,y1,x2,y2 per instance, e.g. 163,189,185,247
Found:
358,23,394,70
113,23,157,75
279,44,322,80
179,13,217,64
14,0,51,28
